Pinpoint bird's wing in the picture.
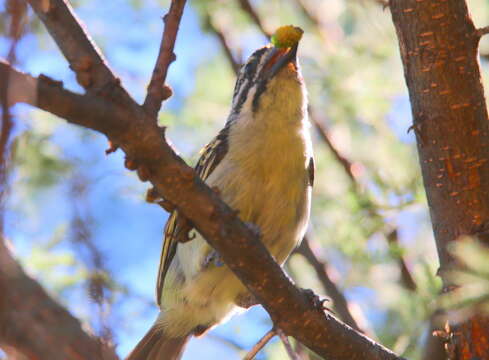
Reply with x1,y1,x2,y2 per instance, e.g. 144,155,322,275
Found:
156,126,230,306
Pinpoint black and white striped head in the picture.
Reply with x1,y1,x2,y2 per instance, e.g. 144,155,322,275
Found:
230,43,306,118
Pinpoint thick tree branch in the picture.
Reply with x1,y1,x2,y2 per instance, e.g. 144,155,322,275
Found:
391,0,489,357
143,0,186,117
2,60,403,360
25,0,132,102
0,241,118,360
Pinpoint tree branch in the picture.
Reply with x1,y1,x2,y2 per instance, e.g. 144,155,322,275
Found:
476,25,489,37
25,0,132,101
0,60,121,135
277,328,301,360
0,240,118,360
309,110,359,184
203,13,242,75
243,328,276,360
2,60,403,360
293,0,323,29
143,0,186,117
391,0,489,357
237,0,272,38
386,229,417,291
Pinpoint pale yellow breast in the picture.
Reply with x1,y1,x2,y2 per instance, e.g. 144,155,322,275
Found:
207,113,312,263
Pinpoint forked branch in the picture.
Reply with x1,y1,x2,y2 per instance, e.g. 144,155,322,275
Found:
143,0,187,117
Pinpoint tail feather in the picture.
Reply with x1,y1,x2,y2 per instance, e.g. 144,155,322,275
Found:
126,326,191,360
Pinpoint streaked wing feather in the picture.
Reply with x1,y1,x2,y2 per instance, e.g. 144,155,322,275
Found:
156,127,230,305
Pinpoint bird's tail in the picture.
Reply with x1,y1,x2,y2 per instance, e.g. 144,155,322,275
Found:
126,325,191,360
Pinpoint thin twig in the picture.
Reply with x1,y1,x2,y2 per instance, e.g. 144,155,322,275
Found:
203,13,241,75
294,340,310,360
309,110,358,184
387,229,417,291
143,0,187,118
477,26,489,37
70,175,115,347
277,329,301,360
294,0,323,29
243,328,276,360
237,0,272,38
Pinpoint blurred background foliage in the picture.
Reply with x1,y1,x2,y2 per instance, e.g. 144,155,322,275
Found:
3,0,489,359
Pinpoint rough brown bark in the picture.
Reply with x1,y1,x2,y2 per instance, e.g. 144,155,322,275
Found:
391,0,489,358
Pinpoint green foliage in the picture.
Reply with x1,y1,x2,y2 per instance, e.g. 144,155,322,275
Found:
22,225,88,295
13,130,72,192
442,238,489,315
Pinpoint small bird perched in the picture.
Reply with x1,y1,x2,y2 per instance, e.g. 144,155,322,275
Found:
128,26,313,360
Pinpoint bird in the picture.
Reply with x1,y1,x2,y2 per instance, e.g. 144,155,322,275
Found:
127,33,313,360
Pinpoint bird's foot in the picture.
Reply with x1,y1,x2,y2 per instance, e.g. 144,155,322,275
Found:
301,288,334,314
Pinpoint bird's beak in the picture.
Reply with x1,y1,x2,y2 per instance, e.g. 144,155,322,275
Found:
261,44,299,80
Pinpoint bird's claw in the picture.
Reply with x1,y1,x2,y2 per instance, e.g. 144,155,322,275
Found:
301,288,334,314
